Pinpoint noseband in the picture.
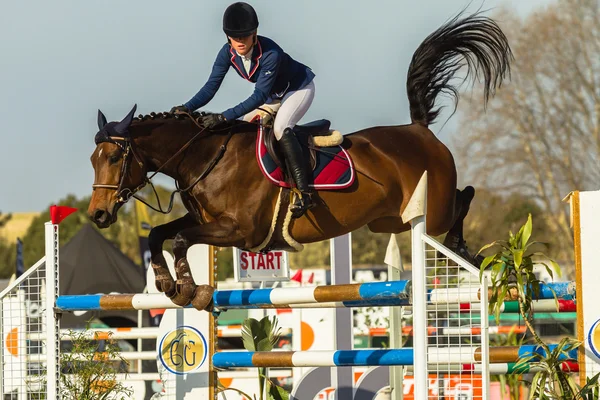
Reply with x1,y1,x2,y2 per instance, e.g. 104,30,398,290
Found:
92,136,148,206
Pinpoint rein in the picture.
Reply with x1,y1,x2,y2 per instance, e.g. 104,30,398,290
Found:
92,112,234,214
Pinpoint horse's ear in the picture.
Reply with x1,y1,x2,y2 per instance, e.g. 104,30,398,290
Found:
97,110,107,130
113,104,138,135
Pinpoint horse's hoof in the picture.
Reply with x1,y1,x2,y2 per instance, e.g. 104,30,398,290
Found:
191,284,215,312
155,277,176,298
151,262,176,296
168,279,196,307
462,186,475,201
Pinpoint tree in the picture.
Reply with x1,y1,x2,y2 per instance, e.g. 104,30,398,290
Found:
0,212,15,277
0,212,11,228
462,189,556,259
453,0,600,276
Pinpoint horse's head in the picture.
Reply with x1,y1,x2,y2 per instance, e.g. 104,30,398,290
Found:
88,104,147,228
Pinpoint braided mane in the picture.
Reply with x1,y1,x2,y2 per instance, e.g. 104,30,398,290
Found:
132,110,205,123
131,110,250,131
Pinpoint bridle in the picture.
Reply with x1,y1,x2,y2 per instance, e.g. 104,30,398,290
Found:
92,136,147,206
91,112,234,214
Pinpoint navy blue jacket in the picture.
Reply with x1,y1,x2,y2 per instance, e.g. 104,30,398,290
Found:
184,36,315,121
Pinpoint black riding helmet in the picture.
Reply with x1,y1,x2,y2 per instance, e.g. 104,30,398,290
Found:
223,2,259,38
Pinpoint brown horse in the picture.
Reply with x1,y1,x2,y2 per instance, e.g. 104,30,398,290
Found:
88,13,512,311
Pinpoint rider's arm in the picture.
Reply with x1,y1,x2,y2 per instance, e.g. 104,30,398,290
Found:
184,46,231,111
222,51,281,121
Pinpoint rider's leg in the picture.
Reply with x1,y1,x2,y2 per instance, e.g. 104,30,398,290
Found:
273,81,316,217
279,128,314,217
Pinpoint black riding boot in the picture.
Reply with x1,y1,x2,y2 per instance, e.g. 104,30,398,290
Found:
279,128,314,218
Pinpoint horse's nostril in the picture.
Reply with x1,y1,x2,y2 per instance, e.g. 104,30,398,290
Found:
94,210,106,223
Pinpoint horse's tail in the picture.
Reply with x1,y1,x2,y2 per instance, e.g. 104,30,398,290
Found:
406,11,513,127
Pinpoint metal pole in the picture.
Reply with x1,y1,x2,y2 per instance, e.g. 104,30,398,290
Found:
410,215,427,398
402,172,428,399
481,276,490,399
387,258,404,400
330,234,354,400
45,222,59,400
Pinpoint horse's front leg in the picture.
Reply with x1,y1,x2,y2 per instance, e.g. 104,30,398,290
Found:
171,216,241,311
148,213,198,299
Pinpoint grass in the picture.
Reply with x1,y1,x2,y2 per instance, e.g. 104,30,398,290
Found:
0,212,40,243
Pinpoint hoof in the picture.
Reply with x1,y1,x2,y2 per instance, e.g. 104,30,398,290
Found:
155,277,176,298
191,284,215,312
462,186,475,201
151,262,176,297
168,279,197,307
154,275,175,297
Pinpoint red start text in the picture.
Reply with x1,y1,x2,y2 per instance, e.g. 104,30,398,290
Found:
240,252,284,270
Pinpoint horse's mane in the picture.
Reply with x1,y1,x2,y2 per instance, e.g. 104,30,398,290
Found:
131,111,251,130
130,110,283,167
132,111,202,123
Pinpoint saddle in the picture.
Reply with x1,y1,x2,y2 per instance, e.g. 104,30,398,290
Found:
254,111,354,191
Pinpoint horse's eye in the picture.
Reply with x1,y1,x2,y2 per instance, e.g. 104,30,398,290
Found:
108,155,121,164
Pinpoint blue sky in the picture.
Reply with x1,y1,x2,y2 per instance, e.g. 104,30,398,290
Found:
0,0,552,212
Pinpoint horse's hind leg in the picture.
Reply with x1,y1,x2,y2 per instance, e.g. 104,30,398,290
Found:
171,217,242,311
442,186,482,266
148,214,197,298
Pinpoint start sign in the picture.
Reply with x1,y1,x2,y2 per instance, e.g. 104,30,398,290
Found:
233,249,290,282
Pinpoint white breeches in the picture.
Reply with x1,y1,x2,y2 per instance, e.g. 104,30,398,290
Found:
243,80,315,140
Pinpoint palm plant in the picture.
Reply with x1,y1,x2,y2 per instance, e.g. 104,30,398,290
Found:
218,316,289,400
478,214,600,399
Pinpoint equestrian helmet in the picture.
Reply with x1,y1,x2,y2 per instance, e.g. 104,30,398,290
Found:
223,2,259,38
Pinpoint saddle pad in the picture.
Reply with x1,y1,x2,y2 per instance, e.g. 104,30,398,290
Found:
255,123,355,190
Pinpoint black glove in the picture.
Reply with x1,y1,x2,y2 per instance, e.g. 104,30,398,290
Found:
170,105,189,114
201,113,226,129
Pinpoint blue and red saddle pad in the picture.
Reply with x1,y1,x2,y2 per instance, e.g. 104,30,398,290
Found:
255,122,355,190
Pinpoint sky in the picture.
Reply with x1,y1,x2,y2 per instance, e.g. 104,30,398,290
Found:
0,0,553,213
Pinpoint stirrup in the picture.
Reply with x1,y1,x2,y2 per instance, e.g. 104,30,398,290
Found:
290,191,314,218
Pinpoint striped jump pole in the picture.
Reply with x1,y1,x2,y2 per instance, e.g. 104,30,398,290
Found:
369,325,528,337
55,280,411,311
213,280,411,308
406,299,577,313
404,361,579,375
427,281,576,304
54,286,575,312
444,299,576,313
213,345,577,369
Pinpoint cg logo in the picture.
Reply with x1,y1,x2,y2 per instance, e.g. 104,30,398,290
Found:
158,326,207,374
588,319,600,359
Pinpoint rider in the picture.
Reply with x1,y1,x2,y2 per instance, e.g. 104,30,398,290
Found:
171,2,316,217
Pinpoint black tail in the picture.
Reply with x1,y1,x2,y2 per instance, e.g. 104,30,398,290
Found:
406,11,513,127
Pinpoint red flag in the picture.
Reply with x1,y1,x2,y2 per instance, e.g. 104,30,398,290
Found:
308,272,315,284
50,205,78,225
291,269,303,283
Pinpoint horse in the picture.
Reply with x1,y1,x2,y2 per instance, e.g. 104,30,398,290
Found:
88,12,512,311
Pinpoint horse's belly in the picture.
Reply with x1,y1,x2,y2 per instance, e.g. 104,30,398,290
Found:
290,127,457,242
